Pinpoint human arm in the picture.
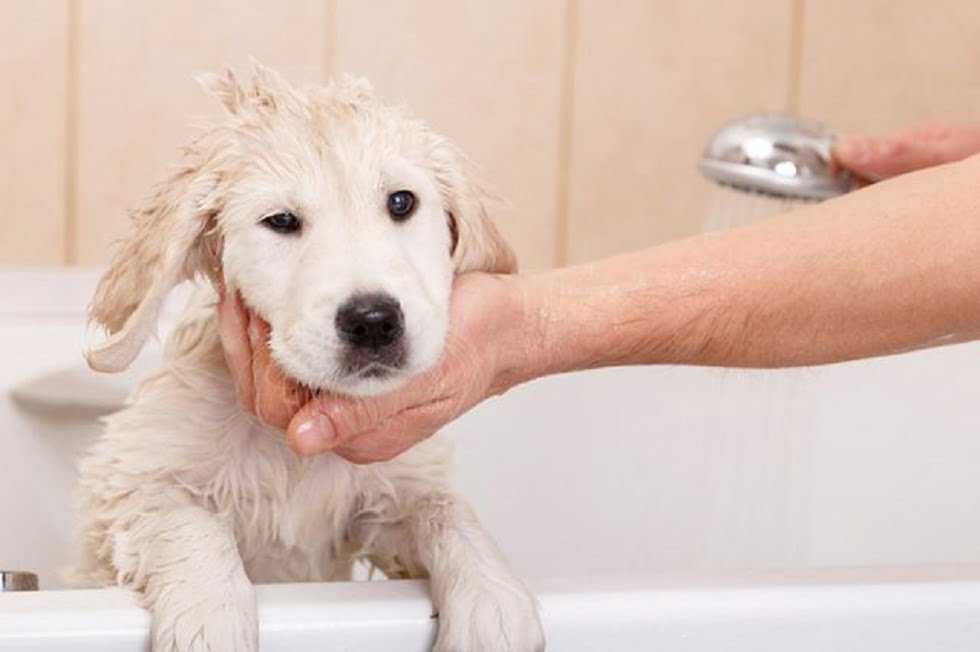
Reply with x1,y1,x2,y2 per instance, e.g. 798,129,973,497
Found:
514,154,980,377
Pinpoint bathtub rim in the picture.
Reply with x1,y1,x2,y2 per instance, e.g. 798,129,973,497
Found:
3,566,980,650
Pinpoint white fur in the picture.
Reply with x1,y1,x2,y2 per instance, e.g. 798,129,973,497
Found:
74,65,541,652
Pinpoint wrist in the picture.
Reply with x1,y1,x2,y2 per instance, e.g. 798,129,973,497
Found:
488,246,726,384
487,272,550,394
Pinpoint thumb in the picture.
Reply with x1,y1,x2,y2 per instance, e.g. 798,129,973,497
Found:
285,387,417,456
286,368,464,459
330,411,443,464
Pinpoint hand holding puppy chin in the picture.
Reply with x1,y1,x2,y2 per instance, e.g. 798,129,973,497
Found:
218,272,529,462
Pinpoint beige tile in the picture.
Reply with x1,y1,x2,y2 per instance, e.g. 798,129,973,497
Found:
566,0,794,264
334,0,565,271
75,0,328,264
799,0,980,134
0,0,69,264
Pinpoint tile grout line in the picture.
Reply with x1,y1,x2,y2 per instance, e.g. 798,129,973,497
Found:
63,0,80,265
553,0,579,268
324,0,337,79
786,0,806,113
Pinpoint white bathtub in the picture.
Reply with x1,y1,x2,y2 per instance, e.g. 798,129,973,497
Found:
2,265,980,650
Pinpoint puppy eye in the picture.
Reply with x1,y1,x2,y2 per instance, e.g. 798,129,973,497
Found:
261,211,301,234
386,190,417,222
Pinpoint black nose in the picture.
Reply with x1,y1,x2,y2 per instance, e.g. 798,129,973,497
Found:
336,294,404,350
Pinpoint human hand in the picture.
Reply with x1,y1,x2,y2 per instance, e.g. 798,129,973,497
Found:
833,123,980,181
217,288,313,431
217,273,529,463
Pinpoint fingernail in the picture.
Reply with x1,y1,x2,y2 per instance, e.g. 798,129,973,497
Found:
295,414,336,449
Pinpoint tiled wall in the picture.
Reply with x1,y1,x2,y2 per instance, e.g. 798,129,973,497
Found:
3,0,979,270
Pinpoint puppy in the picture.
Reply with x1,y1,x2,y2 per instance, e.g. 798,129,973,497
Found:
72,64,544,652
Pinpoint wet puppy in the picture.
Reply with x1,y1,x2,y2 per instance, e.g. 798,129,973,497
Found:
72,65,542,652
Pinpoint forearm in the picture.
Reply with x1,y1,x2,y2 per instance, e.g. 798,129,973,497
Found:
506,154,980,382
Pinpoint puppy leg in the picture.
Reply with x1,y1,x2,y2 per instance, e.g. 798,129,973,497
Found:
108,495,256,652
366,492,544,652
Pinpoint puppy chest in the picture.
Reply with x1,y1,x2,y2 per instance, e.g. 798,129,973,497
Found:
227,453,365,580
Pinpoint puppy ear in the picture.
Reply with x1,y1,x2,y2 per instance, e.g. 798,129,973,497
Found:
87,163,219,372
429,141,517,274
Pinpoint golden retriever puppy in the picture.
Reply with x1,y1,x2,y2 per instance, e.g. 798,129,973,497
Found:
73,64,542,652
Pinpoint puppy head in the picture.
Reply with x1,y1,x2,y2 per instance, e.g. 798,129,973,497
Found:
88,64,516,396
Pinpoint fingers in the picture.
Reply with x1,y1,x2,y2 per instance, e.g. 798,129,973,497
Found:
216,287,309,430
331,422,436,464
287,394,447,461
285,374,457,460
217,288,256,415
247,315,310,430
332,396,453,462
834,124,980,181
285,389,409,455
834,136,941,180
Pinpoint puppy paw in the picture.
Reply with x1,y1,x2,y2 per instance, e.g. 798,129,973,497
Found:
149,576,258,652
434,579,544,652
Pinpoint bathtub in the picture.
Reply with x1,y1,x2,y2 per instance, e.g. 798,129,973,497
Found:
2,265,980,650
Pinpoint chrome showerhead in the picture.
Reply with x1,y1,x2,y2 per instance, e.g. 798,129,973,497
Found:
699,112,851,200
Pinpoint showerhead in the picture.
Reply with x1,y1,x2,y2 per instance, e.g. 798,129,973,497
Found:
698,112,851,201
